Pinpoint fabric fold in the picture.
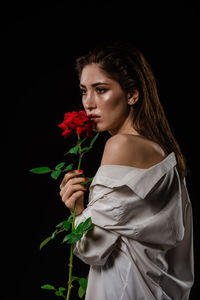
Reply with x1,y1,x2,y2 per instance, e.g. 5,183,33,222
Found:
89,152,177,200
73,152,194,300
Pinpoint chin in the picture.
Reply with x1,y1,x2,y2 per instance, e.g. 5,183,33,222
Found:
92,128,102,133
92,125,106,133
92,122,108,133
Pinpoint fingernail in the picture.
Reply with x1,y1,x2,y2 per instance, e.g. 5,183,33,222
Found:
84,186,87,190
77,169,83,173
84,178,89,181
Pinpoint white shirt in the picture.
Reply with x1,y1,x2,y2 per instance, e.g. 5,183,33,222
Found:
73,152,194,300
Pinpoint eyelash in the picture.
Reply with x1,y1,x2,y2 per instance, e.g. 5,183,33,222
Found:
80,88,106,95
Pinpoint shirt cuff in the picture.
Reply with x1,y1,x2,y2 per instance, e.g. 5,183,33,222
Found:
74,207,91,228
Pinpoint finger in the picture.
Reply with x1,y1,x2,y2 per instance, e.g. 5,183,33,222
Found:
60,177,86,197
60,170,76,189
62,190,84,209
60,183,87,200
60,169,83,189
67,176,87,188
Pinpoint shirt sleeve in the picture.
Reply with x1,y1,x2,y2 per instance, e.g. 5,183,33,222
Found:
73,207,120,266
73,152,184,264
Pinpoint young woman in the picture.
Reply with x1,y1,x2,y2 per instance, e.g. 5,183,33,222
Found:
59,42,194,300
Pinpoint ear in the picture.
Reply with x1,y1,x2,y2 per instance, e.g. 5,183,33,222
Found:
127,89,139,105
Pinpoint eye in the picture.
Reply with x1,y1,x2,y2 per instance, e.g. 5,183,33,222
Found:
80,88,87,95
96,87,106,94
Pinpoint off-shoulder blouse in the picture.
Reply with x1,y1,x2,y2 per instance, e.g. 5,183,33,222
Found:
73,152,194,300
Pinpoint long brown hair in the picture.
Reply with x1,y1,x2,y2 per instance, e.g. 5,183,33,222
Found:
75,41,187,181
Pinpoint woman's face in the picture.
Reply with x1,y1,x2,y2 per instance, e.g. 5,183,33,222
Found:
80,63,135,136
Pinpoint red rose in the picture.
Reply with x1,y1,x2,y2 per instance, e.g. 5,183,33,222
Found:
58,110,95,138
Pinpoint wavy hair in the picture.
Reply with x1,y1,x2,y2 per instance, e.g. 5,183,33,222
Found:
75,41,187,181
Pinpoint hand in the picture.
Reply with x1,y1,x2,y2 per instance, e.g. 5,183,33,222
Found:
59,170,87,216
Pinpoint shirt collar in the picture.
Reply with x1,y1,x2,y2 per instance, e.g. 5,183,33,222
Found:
90,152,177,199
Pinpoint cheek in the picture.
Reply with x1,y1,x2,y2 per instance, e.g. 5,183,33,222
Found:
99,93,126,119
98,91,127,114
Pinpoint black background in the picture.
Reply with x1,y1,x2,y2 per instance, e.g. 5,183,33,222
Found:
2,1,199,299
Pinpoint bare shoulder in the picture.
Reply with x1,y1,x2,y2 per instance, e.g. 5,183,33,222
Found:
100,133,167,169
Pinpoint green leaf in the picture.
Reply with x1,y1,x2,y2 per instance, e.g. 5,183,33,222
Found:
75,222,85,234
51,229,58,239
78,286,85,298
55,162,65,170
77,136,88,147
79,277,87,291
64,144,79,156
40,236,52,250
63,221,71,231
80,177,93,187
41,284,56,290
71,276,81,282
64,137,87,156
55,291,63,296
75,217,94,234
87,177,94,183
81,146,89,153
51,169,62,179
29,167,51,174
80,180,89,186
78,276,88,298
82,217,94,232
56,221,65,228
58,287,66,292
62,232,82,244
81,133,99,157
79,136,88,144
67,214,74,223
63,163,73,172
90,132,100,147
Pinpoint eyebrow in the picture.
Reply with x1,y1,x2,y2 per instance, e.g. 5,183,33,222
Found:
79,82,110,88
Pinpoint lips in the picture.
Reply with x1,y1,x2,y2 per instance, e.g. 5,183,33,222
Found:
88,114,101,123
91,117,100,122
91,117,101,122
88,114,101,120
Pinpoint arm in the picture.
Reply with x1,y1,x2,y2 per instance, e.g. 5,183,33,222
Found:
73,206,120,266
73,137,179,265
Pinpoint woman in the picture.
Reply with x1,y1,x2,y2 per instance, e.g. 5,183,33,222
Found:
59,42,194,300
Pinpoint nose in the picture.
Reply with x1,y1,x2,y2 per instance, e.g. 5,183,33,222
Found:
83,91,96,111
